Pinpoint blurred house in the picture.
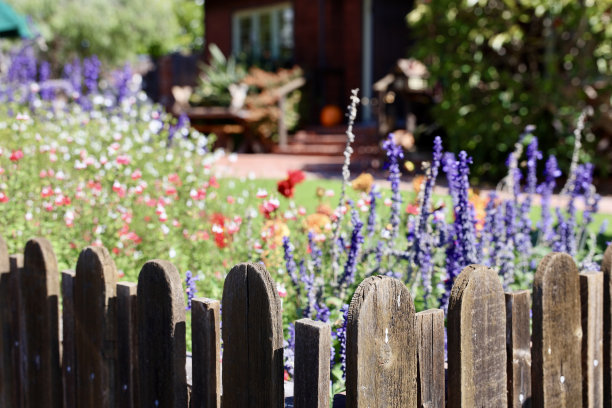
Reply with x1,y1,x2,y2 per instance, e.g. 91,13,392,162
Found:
204,0,414,125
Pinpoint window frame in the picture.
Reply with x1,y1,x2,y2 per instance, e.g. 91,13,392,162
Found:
231,2,293,62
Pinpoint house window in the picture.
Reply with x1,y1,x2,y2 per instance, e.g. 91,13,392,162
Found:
232,3,294,65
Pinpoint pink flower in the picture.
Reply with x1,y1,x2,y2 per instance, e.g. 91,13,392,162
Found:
9,150,23,162
116,155,131,165
227,196,235,204
0,192,8,203
131,169,142,180
0,168,4,175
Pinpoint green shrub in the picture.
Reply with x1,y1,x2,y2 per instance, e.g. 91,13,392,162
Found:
407,0,612,181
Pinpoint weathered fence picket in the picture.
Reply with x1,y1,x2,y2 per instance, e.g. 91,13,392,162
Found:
138,259,188,408
75,247,118,407
221,262,284,408
21,238,62,408
294,318,331,408
346,275,417,407
2,232,612,407
415,308,445,408
532,252,583,407
447,264,507,408
505,290,532,407
580,271,604,408
602,245,612,408
61,270,76,408
191,297,221,408
117,281,139,408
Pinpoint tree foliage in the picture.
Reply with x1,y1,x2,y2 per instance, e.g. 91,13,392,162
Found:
407,0,612,180
9,0,203,66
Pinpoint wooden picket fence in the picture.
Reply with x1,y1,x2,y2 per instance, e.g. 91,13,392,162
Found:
1,235,612,407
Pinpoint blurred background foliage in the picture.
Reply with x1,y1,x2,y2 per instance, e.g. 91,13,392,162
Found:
407,0,612,182
8,0,204,66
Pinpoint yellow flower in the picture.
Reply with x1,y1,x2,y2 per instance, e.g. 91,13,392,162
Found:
262,219,290,247
351,173,374,193
316,187,325,198
412,175,426,194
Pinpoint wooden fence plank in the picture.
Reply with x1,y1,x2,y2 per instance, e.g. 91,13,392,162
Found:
117,281,138,408
21,237,62,408
191,297,221,408
9,255,24,408
0,237,14,408
602,244,612,407
346,275,417,407
61,270,76,408
447,264,507,408
137,259,187,408
532,252,582,407
580,271,604,408
221,262,284,408
416,309,445,408
505,290,532,408
74,247,118,407
294,318,331,408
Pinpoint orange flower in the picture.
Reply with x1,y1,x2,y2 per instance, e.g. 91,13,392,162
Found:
304,213,331,233
351,173,374,193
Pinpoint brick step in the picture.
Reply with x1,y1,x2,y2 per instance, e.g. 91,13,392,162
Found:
273,143,381,156
293,131,380,146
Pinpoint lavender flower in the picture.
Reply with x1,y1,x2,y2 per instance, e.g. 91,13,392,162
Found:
308,231,323,272
83,55,101,95
282,236,300,294
335,304,350,380
382,133,404,240
39,61,54,101
340,210,364,288
537,155,561,242
284,323,296,377
185,270,198,311
366,186,380,237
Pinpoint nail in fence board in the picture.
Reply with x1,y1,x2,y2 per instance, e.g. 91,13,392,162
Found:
61,270,76,408
602,244,612,407
416,309,445,408
532,252,582,407
221,263,284,408
74,247,118,407
447,264,507,408
191,297,221,408
505,291,532,408
346,275,417,407
21,238,62,408
117,282,138,408
294,318,331,408
580,271,603,408
9,255,24,408
137,260,187,408
0,237,15,407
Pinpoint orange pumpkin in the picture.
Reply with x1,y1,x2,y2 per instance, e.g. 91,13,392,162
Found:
320,105,343,127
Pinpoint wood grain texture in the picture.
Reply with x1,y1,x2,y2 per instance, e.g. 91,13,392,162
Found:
531,252,582,408
505,291,532,408
294,318,331,408
221,263,284,408
21,238,62,408
602,244,612,408
74,247,118,407
117,282,138,408
137,259,187,408
447,264,507,408
580,271,604,408
9,255,24,408
416,309,445,408
0,237,14,408
345,275,417,408
191,297,221,408
61,270,76,408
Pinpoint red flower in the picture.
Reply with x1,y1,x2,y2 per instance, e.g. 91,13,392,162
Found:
288,170,305,185
277,179,294,198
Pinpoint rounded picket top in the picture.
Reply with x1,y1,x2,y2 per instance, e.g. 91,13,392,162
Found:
532,252,582,407
22,237,62,408
447,264,507,408
345,275,417,407
74,246,118,408
221,262,284,408
137,260,187,408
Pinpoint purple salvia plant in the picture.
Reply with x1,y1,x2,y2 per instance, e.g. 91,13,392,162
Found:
382,133,404,240
38,61,54,101
340,209,364,288
537,155,561,242
185,270,198,311
300,260,315,318
366,186,380,237
308,231,322,272
335,304,349,380
83,55,101,95
282,236,300,295
442,153,459,205
284,323,296,377
63,58,82,97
